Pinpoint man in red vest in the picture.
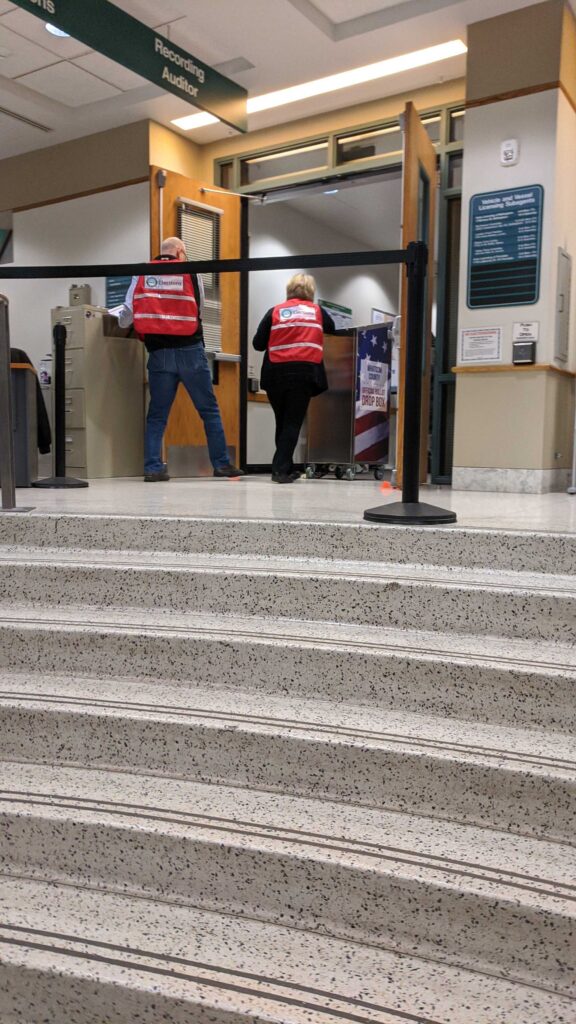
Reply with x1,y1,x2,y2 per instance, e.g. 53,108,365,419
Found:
120,237,243,482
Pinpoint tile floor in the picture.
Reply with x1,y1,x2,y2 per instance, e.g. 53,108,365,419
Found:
7,475,576,533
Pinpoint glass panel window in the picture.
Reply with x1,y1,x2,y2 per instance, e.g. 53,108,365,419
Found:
336,123,402,164
447,153,463,190
422,113,441,143
240,142,328,185
449,108,465,142
219,161,234,190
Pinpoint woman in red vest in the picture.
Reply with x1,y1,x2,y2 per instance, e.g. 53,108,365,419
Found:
253,274,335,483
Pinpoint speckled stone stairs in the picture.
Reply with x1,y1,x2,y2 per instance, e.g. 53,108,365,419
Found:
0,511,574,1023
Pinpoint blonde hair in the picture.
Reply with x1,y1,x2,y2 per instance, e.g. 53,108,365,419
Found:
286,273,316,301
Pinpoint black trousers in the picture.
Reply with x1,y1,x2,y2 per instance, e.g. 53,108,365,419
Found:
266,384,312,475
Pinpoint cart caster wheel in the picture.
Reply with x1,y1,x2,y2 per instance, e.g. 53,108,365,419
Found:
334,466,344,480
344,467,355,481
374,467,386,481
305,466,315,479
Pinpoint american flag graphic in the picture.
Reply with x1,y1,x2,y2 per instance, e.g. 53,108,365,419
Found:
354,324,392,462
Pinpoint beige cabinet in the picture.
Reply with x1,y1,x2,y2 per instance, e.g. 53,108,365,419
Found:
50,305,145,479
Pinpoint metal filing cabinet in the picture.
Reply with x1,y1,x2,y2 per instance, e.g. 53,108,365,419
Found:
50,305,145,478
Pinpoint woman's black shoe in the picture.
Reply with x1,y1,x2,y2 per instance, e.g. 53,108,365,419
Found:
272,473,293,483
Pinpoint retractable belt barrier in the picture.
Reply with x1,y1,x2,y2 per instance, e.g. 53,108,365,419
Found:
0,245,456,525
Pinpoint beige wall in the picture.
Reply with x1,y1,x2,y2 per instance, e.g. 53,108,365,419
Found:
453,369,573,470
0,121,150,212
149,121,202,179
467,0,564,104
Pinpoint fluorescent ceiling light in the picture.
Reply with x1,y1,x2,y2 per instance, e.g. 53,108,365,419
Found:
324,189,339,195
45,23,70,37
172,39,467,132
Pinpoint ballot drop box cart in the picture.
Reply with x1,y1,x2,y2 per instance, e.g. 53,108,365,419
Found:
306,323,392,480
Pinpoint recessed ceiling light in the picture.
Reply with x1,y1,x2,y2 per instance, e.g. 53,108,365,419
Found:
45,23,70,38
172,39,467,132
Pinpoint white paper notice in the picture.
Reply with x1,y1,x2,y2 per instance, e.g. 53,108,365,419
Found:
513,321,539,343
460,327,502,363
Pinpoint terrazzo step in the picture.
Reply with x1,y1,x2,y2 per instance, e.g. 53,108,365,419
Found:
1,511,576,573
1,547,575,643
0,762,574,995
1,673,574,841
2,878,573,1024
1,603,575,732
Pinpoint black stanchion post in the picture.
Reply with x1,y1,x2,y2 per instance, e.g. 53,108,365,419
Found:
364,241,456,525
0,295,34,513
32,323,88,490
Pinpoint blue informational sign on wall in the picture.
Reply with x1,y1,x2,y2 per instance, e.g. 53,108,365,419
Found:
467,185,543,308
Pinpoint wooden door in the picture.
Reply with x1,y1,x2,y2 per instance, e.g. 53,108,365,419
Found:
397,102,437,485
150,168,241,470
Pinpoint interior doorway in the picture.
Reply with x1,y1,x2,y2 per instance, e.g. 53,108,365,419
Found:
245,167,403,470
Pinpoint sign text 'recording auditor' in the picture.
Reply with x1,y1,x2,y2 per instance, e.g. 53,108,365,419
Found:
10,0,247,132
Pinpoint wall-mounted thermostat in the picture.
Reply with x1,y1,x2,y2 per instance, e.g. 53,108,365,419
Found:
512,340,536,364
500,139,519,166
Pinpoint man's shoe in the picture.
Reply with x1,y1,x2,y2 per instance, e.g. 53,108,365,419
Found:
272,473,294,484
213,464,245,478
144,470,170,482
289,470,302,481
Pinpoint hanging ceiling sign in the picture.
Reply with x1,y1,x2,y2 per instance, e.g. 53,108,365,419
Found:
10,0,247,132
467,185,543,308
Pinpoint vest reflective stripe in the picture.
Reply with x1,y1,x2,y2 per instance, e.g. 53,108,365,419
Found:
135,313,198,322
133,262,199,336
269,300,324,364
270,341,324,352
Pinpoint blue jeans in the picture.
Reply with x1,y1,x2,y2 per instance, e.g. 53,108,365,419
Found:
145,345,229,474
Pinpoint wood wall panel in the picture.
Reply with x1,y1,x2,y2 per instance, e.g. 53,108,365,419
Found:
150,167,241,459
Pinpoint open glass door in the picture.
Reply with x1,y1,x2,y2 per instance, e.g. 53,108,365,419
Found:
397,102,437,486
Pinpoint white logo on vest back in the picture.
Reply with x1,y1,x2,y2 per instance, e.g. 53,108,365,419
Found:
145,275,184,291
280,304,315,320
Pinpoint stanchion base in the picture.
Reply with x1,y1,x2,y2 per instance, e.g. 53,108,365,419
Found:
364,501,457,525
32,476,89,489
0,507,35,514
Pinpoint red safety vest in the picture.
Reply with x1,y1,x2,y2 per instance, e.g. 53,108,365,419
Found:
133,261,199,336
269,300,324,363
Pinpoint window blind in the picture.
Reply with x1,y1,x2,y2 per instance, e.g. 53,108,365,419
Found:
178,201,222,353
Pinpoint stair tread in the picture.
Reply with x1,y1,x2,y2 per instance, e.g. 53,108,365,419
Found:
2,600,575,672
1,760,574,909
1,670,574,767
1,876,572,1024
1,544,574,595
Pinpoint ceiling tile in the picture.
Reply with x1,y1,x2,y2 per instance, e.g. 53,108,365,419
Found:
0,24,60,77
0,2,16,14
17,62,121,106
73,52,148,91
0,8,92,57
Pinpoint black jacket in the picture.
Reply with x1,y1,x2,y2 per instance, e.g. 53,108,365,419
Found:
11,348,51,454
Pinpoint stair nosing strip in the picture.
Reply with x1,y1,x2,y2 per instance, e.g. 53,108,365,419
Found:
1,550,574,597
1,613,574,673
4,789,574,903
2,691,574,772
0,926,421,1024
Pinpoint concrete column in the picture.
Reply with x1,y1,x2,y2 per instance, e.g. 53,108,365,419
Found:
453,0,576,493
